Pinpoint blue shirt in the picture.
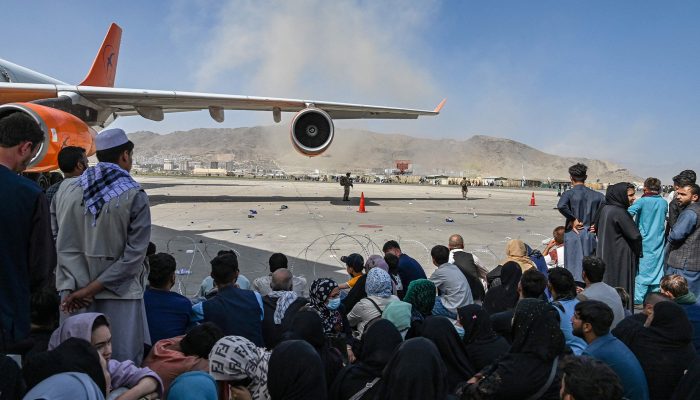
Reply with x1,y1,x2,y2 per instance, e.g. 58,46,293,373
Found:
144,287,194,344
552,298,587,355
583,333,650,400
192,290,264,322
669,208,698,244
398,253,427,290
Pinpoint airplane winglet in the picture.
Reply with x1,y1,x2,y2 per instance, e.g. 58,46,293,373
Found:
433,98,447,114
79,23,122,87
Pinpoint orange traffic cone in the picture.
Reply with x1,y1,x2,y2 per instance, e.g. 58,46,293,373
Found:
530,192,536,206
357,192,367,213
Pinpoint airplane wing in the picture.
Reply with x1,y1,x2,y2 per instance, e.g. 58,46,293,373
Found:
0,83,445,122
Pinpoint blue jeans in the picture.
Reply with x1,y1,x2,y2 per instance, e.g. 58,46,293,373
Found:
431,296,457,319
667,267,700,298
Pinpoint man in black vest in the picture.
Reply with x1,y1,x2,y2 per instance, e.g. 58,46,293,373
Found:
191,253,264,346
261,268,308,349
448,234,486,302
0,111,53,353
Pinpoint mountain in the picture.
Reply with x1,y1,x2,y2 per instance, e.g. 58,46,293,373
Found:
127,126,640,182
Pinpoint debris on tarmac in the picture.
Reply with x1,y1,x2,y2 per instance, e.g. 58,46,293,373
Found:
446,217,454,223
517,216,526,221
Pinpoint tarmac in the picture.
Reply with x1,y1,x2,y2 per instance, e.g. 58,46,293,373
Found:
140,176,568,297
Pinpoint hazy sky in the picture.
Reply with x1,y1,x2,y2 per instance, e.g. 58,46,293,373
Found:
2,0,698,181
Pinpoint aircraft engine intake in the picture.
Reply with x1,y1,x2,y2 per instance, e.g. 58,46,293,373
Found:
0,103,96,172
290,107,334,156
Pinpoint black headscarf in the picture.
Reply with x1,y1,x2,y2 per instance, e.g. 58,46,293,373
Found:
510,299,565,362
0,355,23,400
268,340,327,400
375,338,449,400
22,337,107,396
648,301,693,343
329,319,403,400
593,182,633,227
283,311,343,391
457,305,511,371
483,261,522,314
458,304,497,345
419,316,474,393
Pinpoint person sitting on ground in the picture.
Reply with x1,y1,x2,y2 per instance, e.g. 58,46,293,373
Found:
338,253,365,291
282,310,343,392
142,322,223,396
489,268,547,342
448,234,487,303
252,252,307,297
614,287,633,317
306,278,353,361
457,305,510,372
341,254,390,315
612,301,697,400
573,300,649,400
671,355,700,400
267,340,327,400
577,256,625,328
459,299,566,400
0,355,23,400
639,291,671,318
166,371,218,400
660,274,700,352
191,252,264,347
543,226,566,268
348,268,399,337
502,239,536,272
45,146,88,205
381,300,412,338
48,313,163,399
261,268,309,349
208,335,271,400
419,316,475,395
374,338,450,400
403,279,436,337
329,319,403,400
429,245,473,319
548,267,588,355
382,240,427,291
19,288,61,359
482,261,522,315
23,338,109,399
143,253,193,347
559,356,624,400
196,250,252,299
384,253,405,299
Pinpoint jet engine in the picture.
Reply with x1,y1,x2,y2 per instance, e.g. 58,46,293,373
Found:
290,107,334,156
0,103,96,172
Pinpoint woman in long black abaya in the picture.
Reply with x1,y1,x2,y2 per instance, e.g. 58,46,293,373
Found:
594,182,642,311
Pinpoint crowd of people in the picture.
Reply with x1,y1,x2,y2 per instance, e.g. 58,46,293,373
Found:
1,112,700,400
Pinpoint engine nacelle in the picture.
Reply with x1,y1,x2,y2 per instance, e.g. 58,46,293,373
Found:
0,103,96,172
290,107,334,157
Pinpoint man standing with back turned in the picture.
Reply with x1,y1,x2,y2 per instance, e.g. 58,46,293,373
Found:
0,111,53,353
340,172,353,201
557,163,605,283
52,128,151,364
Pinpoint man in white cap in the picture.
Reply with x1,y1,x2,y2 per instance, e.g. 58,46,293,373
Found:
51,128,152,363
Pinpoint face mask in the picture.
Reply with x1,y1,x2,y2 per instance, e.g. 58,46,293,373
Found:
455,326,465,339
327,297,341,310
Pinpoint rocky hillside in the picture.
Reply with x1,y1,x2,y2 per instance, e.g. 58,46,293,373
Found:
128,126,639,182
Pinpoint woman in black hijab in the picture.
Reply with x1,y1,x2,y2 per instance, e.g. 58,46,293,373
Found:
482,262,522,315
329,319,403,400
268,340,327,400
458,305,510,371
613,301,696,400
460,299,565,400
419,316,475,394
23,337,108,397
283,310,344,391
594,182,642,311
374,337,450,400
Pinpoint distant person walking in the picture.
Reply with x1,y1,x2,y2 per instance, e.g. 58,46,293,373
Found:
460,177,469,199
557,163,605,283
340,172,353,201
627,177,668,306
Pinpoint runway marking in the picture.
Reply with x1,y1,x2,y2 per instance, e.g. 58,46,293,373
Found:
358,224,384,228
